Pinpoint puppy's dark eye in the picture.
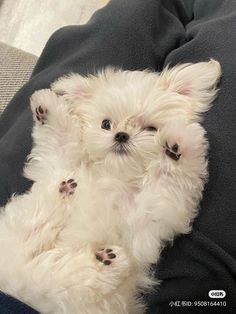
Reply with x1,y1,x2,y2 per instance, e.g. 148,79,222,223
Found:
145,126,157,132
101,119,111,130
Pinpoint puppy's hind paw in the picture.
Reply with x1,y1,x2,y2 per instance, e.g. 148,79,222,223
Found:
95,248,116,266
93,245,131,291
59,179,77,196
95,245,130,276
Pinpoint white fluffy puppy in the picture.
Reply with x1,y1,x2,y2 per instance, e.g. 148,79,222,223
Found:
0,60,221,314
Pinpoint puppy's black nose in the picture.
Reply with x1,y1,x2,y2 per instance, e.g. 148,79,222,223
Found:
114,132,130,143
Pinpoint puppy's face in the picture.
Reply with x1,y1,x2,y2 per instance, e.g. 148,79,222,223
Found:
79,82,160,166
72,70,168,170
52,60,221,172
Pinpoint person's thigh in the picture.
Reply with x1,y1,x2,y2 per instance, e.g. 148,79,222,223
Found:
0,0,188,206
147,1,236,313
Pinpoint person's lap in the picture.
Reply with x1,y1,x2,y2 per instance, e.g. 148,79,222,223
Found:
0,0,235,313
152,1,236,312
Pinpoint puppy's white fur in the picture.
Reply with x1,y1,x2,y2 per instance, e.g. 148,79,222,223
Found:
0,60,221,313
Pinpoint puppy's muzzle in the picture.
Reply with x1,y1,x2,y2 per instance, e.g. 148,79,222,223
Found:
114,132,129,143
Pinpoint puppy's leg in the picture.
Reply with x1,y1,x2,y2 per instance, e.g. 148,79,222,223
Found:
162,122,208,169
94,244,131,294
53,244,131,295
129,123,208,265
30,89,74,126
27,244,131,313
25,89,82,182
0,173,81,304
30,89,81,153
0,173,79,260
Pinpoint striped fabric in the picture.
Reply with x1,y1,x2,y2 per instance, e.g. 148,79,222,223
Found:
0,42,37,114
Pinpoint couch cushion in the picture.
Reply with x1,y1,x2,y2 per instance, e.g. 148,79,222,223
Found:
0,42,37,114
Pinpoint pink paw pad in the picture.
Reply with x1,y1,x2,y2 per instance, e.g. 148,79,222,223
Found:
35,105,47,124
165,142,181,161
59,179,77,196
95,248,116,266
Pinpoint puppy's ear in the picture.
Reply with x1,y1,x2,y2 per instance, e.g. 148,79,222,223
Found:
51,73,94,104
160,59,221,111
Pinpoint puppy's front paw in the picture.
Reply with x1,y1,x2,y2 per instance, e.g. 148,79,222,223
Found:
35,105,47,124
165,142,181,161
59,179,77,196
162,123,208,164
30,89,61,125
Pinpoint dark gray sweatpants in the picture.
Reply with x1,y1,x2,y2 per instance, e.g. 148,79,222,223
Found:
0,0,236,313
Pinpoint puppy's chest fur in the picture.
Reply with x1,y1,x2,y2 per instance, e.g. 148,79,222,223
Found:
56,166,144,249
